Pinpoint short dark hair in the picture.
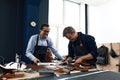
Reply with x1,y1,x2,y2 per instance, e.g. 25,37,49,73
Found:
63,26,75,37
39,24,49,30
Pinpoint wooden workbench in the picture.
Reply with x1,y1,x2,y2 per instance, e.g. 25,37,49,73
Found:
1,63,94,80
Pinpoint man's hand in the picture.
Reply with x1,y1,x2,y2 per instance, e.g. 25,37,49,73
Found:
60,57,72,65
33,58,40,64
75,57,83,64
60,60,69,65
75,53,93,64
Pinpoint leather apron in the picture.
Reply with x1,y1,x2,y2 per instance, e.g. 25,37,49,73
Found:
33,36,52,62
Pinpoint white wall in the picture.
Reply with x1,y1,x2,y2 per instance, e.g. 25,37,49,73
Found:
88,0,120,43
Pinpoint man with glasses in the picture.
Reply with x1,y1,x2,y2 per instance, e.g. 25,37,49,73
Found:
26,24,64,64
61,26,98,67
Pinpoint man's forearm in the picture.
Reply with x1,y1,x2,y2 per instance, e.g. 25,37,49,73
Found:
80,53,93,61
26,52,36,61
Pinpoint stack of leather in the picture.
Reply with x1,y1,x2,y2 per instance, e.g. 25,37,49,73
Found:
72,62,95,72
55,67,70,74
0,68,15,79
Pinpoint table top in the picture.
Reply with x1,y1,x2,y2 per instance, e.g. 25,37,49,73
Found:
1,64,120,80
23,70,120,80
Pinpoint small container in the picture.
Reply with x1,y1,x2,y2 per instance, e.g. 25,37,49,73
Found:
15,53,20,63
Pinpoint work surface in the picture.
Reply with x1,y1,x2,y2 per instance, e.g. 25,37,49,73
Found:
7,69,120,80
23,70,120,80
2,63,120,80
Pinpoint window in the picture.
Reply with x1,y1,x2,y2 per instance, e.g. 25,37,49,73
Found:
49,0,85,56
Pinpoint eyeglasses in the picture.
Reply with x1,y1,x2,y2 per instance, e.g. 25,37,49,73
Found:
43,30,50,33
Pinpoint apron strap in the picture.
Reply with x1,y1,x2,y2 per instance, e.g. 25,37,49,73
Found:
35,34,49,46
35,35,39,46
